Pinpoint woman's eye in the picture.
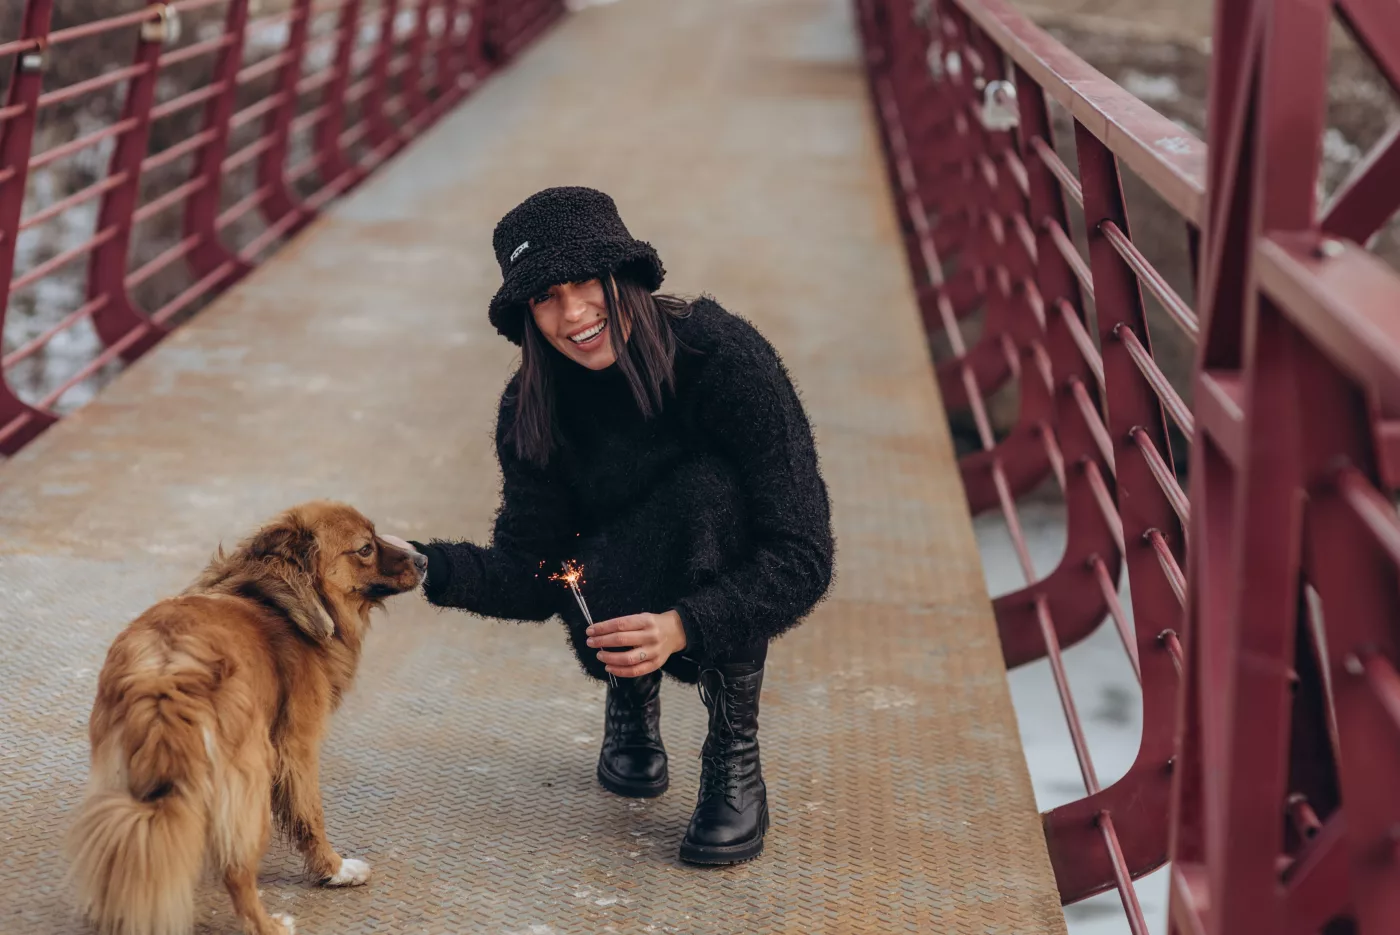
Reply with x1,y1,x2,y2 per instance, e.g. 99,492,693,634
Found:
532,291,553,305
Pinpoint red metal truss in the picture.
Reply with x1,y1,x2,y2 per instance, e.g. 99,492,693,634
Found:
0,0,565,454
860,0,1400,933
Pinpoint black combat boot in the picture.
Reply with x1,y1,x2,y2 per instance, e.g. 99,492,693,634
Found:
597,671,669,798
679,663,769,864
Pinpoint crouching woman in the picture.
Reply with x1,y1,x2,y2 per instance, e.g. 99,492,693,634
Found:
407,187,835,865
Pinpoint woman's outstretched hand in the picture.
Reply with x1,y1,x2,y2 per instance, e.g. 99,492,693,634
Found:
587,610,687,678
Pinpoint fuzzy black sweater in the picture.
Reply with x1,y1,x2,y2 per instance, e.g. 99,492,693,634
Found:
415,299,834,679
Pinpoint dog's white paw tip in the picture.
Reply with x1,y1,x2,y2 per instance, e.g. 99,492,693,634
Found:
271,912,297,934
326,857,372,886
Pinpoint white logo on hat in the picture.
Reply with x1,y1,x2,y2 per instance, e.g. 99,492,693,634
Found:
510,241,530,263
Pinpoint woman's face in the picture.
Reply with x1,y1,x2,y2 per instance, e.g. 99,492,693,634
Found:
529,278,616,370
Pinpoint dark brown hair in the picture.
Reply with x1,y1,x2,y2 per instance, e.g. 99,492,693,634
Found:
507,272,690,466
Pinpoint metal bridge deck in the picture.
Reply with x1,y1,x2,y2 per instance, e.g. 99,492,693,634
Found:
0,0,1065,931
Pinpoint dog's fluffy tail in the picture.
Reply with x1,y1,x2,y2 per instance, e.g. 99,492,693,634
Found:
66,662,216,935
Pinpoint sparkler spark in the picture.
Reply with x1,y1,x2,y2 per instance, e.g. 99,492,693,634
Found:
550,560,615,686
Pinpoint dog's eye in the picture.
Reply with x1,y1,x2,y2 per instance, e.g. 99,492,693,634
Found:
358,543,374,557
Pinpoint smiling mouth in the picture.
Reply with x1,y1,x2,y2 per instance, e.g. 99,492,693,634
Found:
568,320,607,345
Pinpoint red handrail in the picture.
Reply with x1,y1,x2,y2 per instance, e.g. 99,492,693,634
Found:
0,0,565,454
858,0,1400,933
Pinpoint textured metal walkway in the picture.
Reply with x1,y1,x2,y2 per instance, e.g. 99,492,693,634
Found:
0,0,1065,932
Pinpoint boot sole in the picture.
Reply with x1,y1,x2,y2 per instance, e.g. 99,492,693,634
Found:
596,762,669,799
677,809,769,865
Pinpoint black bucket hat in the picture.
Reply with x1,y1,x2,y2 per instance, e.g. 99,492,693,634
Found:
487,186,666,345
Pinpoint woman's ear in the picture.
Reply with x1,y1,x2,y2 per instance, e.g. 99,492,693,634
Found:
245,519,337,643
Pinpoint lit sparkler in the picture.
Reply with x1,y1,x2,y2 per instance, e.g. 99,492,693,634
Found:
551,560,616,687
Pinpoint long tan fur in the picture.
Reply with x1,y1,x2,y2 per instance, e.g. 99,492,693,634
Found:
65,501,424,935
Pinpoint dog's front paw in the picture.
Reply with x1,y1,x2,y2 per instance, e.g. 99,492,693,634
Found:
271,912,297,934
325,857,372,887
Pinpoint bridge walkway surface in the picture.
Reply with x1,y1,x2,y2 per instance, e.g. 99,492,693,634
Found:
0,0,1066,931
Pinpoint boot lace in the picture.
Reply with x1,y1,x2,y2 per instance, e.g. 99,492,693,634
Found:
698,672,741,808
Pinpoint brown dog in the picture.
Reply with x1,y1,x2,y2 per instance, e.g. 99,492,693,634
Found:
65,501,426,935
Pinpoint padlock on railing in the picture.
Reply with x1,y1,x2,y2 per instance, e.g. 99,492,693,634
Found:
140,4,182,45
926,40,944,81
19,42,47,74
980,79,1018,131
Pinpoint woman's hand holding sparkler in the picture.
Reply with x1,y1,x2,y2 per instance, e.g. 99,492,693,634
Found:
586,611,687,678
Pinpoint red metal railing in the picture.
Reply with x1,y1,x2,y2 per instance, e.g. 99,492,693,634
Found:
859,0,1400,932
0,0,564,454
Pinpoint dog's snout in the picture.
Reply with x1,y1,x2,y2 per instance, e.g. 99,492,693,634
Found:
412,552,428,573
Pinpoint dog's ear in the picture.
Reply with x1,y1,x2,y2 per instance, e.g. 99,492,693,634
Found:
245,519,337,643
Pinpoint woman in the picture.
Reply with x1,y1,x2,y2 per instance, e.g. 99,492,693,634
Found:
406,186,834,865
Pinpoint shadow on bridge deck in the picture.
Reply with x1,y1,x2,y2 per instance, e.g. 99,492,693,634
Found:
0,0,1065,931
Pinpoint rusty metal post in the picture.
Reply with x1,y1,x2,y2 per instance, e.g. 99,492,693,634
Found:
364,0,404,154
85,6,170,364
0,0,60,452
400,0,434,126
314,0,365,190
257,0,316,231
182,0,255,289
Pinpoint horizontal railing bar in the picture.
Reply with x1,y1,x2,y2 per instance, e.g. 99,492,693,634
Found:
239,205,307,261
230,91,290,130
159,33,236,69
1071,377,1116,471
10,226,118,292
1101,220,1199,339
1036,595,1101,793
29,118,138,171
1030,136,1083,207
1038,415,1068,493
150,259,239,325
1,294,109,369
1147,528,1186,604
37,63,150,110
133,177,208,225
1116,323,1195,436
20,173,126,232
237,50,297,87
1131,427,1190,527
290,104,331,134
152,82,228,122
1091,554,1140,683
1056,298,1105,389
125,233,203,289
286,152,326,184
141,129,220,174
296,69,339,97
1084,458,1126,552
1099,812,1152,935
222,135,278,174
36,322,153,410
216,184,274,230
1047,218,1095,300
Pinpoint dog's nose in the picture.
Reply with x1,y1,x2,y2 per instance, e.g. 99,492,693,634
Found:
412,552,428,573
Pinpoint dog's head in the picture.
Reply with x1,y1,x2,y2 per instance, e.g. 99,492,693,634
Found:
208,500,425,644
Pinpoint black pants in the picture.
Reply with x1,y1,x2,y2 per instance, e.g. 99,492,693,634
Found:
558,454,765,684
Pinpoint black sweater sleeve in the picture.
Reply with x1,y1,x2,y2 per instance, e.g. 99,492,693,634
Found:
416,385,572,622
673,315,835,657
